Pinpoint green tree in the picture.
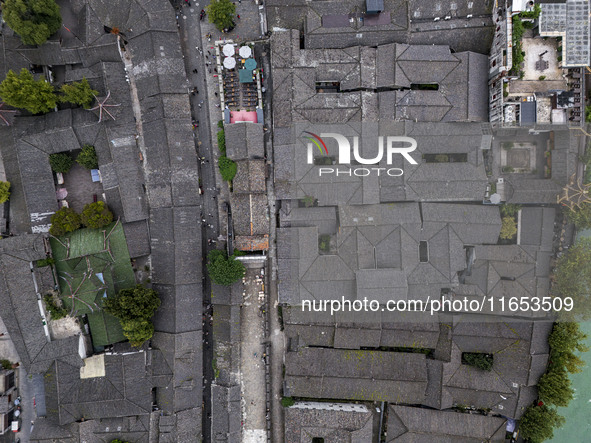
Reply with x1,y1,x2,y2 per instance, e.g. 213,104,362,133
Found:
519,405,564,443
0,181,10,203
206,249,246,286
76,144,98,169
463,353,493,371
0,68,57,114
537,366,574,407
81,201,113,229
218,156,237,181
103,284,160,322
564,203,591,229
49,207,81,236
60,78,97,109
2,0,62,45
552,237,591,319
206,0,236,31
586,105,591,123
49,152,73,173
217,129,226,154
121,318,154,347
548,322,588,374
500,216,517,239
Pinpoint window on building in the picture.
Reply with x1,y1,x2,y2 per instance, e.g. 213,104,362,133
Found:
315,81,340,92
419,241,429,262
422,153,468,163
313,156,335,166
410,83,439,91
312,439,325,443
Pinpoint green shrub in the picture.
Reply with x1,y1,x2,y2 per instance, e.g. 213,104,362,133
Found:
301,195,316,208
281,397,295,407
217,129,226,154
502,166,514,173
500,204,521,217
43,293,68,320
539,75,546,81
462,353,493,371
49,153,74,173
49,207,81,236
0,181,10,203
218,120,224,129
318,234,331,252
76,144,99,169
36,257,55,267
218,156,237,182
0,359,12,369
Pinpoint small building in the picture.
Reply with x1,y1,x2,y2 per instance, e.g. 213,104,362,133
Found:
0,368,16,435
366,0,384,14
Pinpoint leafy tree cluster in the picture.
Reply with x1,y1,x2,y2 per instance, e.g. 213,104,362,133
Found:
0,69,97,115
218,156,237,182
103,284,160,347
81,201,113,229
49,207,81,236
60,78,97,109
76,144,99,169
49,152,74,173
520,323,588,442
0,68,57,114
552,237,591,320
462,353,493,371
206,249,246,286
0,359,13,369
2,0,62,46
500,216,517,240
280,396,295,407
519,404,565,443
206,0,236,31
0,181,10,203
49,201,113,236
564,203,591,229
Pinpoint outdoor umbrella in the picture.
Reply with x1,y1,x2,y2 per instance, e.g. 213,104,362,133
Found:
223,57,237,69
239,46,252,58
223,44,235,57
245,58,257,70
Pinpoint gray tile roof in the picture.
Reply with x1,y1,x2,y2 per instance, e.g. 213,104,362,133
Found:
285,402,376,442
225,122,265,161
386,405,506,442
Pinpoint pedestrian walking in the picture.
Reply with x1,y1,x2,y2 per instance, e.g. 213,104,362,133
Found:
207,50,211,55
237,14,240,19
214,92,218,97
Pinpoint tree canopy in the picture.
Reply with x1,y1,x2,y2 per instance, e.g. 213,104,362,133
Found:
103,284,160,323
552,237,591,320
2,0,62,46
0,181,10,204
76,144,98,169
49,152,73,173
121,319,155,348
564,203,591,229
218,156,237,182
519,405,565,443
81,201,113,229
537,366,574,407
60,78,97,109
49,207,81,236
206,0,235,31
500,216,517,240
548,322,588,374
0,68,57,114
206,249,246,285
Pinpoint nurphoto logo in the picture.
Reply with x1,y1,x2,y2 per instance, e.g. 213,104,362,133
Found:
302,131,418,176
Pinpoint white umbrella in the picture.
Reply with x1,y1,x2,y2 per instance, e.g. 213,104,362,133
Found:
239,46,252,58
223,57,236,69
222,44,235,57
